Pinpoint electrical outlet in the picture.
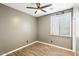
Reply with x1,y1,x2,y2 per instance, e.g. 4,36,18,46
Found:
51,40,53,43
26,40,28,44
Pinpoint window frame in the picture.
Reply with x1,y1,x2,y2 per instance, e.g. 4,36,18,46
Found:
50,9,72,37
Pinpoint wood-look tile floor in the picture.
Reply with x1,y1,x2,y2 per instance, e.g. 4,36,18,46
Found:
7,42,74,56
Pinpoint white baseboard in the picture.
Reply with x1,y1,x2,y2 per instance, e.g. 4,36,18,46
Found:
36,41,74,52
2,41,38,56
2,41,74,56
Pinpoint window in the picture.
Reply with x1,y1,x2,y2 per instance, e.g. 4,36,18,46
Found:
50,12,72,37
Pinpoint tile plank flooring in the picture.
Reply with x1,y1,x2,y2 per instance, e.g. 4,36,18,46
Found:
7,42,74,56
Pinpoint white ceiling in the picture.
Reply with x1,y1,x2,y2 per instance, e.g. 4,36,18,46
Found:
3,3,74,17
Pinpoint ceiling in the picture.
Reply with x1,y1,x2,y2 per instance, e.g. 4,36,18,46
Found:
3,3,74,17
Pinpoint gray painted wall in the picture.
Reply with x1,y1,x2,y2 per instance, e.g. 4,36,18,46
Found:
0,4,37,55
37,13,72,49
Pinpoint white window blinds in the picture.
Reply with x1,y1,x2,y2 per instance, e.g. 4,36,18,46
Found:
50,12,71,37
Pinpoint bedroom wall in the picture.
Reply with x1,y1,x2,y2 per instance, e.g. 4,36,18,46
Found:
37,10,72,49
0,4,37,55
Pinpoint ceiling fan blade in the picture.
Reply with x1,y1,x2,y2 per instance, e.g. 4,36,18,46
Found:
41,9,46,13
40,4,52,8
35,10,37,14
26,7,37,9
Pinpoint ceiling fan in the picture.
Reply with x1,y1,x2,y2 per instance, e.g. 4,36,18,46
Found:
26,3,52,14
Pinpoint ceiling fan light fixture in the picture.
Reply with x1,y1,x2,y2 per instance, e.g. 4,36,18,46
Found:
26,3,52,14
